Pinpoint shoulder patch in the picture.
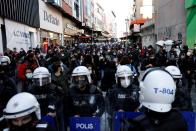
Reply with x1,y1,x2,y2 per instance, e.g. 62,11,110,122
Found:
36,123,48,128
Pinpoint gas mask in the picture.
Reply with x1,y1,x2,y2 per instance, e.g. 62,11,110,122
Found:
74,76,88,89
120,77,131,88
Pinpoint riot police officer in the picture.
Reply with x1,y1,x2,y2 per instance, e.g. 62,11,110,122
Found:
107,65,140,113
0,56,17,130
67,66,104,117
28,67,64,130
125,68,188,131
107,65,140,131
3,92,55,131
165,65,193,111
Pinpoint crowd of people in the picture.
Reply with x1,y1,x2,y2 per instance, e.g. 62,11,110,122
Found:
0,41,196,131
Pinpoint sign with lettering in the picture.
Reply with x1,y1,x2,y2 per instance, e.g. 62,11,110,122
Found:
39,0,63,33
44,11,59,26
66,24,77,30
69,117,100,131
5,19,35,51
13,30,30,38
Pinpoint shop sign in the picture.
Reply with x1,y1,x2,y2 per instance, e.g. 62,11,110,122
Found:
5,19,32,51
66,24,77,31
134,24,140,32
39,0,63,33
13,30,30,38
44,10,59,26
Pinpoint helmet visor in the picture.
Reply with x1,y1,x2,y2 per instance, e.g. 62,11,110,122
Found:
33,77,50,87
119,76,131,88
0,61,9,65
73,75,88,88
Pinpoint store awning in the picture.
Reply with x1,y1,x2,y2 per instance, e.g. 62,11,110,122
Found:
79,35,91,39
101,32,112,38
131,18,148,25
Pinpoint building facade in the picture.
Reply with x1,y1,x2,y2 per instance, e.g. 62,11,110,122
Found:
0,0,40,52
132,0,143,20
130,0,149,45
110,11,117,39
141,19,156,47
140,0,156,47
63,0,73,16
154,0,186,44
94,0,104,32
72,0,82,21
39,0,63,47
0,17,4,53
0,0,119,53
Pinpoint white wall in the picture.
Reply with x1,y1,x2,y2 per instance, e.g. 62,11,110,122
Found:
142,34,155,47
0,17,3,54
5,19,37,52
39,0,63,34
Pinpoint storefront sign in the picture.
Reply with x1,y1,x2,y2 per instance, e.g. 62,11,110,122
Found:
13,30,30,38
66,24,77,30
5,19,36,51
133,24,140,32
44,10,59,26
39,0,63,33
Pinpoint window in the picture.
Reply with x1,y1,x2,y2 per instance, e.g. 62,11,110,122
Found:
74,3,79,18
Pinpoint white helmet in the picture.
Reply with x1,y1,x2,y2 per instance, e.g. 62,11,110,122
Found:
0,56,11,65
140,68,176,113
32,67,51,86
165,66,182,79
116,65,133,88
72,66,91,83
4,92,41,120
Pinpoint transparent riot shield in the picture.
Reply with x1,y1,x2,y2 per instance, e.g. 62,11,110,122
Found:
67,94,107,131
106,88,140,131
113,111,195,131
